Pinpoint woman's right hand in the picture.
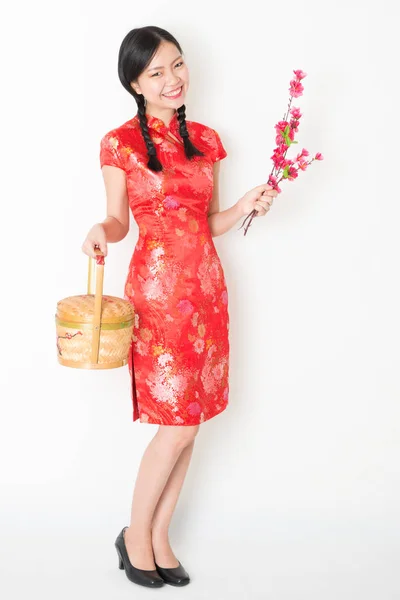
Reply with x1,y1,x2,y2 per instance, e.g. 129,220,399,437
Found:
81,223,108,258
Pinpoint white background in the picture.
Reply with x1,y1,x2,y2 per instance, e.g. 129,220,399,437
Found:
1,0,399,598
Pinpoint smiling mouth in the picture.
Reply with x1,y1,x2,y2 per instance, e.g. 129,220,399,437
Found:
162,86,183,97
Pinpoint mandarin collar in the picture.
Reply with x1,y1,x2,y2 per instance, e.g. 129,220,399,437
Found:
133,110,180,135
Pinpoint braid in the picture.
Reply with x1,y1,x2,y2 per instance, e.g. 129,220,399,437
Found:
135,98,205,172
176,105,205,159
137,96,163,172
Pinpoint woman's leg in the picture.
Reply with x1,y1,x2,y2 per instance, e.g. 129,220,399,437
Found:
151,437,196,567
124,424,199,570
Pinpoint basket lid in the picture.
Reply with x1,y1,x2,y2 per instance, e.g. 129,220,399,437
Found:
56,294,135,324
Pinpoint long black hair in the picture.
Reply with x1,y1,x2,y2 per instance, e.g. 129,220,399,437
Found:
118,26,205,172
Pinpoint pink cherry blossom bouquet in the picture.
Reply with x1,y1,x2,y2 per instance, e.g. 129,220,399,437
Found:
239,69,323,236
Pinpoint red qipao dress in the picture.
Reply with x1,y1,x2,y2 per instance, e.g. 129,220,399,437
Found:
99,111,229,425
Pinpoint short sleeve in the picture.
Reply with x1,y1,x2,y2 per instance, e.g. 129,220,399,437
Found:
99,132,125,171
209,128,228,163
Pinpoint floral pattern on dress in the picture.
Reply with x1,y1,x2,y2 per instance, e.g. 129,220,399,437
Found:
100,111,229,425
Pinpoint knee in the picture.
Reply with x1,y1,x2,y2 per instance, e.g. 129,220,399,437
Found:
176,425,200,448
181,424,200,445
158,424,200,449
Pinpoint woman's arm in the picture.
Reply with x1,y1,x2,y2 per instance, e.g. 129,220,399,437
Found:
207,162,242,237
99,165,130,242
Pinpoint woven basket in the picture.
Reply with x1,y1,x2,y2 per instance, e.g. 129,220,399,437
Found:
55,249,135,369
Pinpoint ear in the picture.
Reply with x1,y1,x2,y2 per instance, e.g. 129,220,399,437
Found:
130,81,141,95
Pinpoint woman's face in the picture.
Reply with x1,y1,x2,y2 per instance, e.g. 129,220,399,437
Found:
131,41,189,118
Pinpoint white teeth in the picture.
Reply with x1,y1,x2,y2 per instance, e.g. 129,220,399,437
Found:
163,86,182,97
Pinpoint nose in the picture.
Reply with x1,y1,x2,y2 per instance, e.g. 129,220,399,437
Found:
166,78,181,88
166,70,181,86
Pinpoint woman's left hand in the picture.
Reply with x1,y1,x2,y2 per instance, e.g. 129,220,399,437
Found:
236,184,279,218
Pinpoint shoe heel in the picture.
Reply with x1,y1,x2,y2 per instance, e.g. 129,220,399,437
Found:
115,545,125,570
115,527,164,588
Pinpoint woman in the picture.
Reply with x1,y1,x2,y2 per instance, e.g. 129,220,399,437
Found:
82,26,276,589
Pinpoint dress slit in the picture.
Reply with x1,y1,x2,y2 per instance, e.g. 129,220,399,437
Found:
128,339,139,421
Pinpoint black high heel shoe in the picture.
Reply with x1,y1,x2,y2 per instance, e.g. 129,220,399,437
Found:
115,526,164,588
155,559,190,586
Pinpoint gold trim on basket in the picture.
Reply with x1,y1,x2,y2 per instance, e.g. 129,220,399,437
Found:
55,316,134,330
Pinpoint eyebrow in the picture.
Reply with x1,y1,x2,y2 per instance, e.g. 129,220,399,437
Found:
147,55,182,72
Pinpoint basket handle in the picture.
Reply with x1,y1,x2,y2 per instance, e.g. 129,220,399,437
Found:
87,247,105,363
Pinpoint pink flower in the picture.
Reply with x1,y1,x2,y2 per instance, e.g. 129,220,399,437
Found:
194,338,205,354
286,165,298,180
293,69,307,80
164,195,180,209
213,363,224,380
289,79,304,98
277,142,289,153
290,107,302,119
315,152,324,160
275,120,296,146
271,148,287,170
294,149,309,164
275,120,289,133
135,339,149,356
187,401,201,415
177,299,194,315
297,160,308,171
268,174,282,193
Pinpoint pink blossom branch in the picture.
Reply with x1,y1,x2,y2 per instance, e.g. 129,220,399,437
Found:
238,69,322,236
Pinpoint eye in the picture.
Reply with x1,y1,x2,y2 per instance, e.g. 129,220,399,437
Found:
151,62,184,77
